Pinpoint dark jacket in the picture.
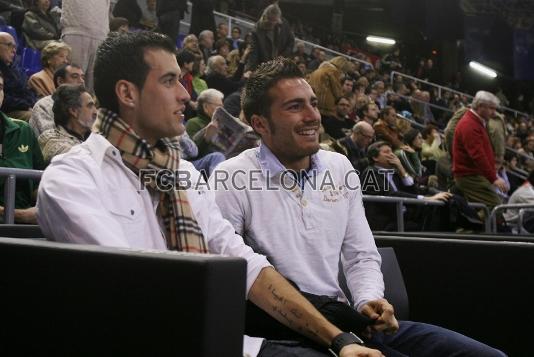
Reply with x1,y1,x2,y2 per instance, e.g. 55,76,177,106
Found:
204,62,245,98
22,9,60,49
112,0,142,28
361,164,417,230
0,60,37,113
338,136,367,172
246,18,294,71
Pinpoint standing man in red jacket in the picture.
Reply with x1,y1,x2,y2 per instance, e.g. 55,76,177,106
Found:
452,91,507,209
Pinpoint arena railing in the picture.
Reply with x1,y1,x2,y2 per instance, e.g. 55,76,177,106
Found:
362,195,490,233
0,167,43,224
390,71,531,120
489,203,534,234
179,8,375,69
393,94,532,177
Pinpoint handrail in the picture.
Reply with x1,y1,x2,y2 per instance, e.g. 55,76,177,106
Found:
490,203,534,233
390,71,530,119
179,8,374,69
212,10,374,68
396,93,455,114
362,195,490,233
0,167,43,224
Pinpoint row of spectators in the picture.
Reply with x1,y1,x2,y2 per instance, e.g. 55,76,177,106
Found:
1,0,533,233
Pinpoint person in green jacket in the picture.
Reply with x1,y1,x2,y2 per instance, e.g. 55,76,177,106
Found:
185,88,224,158
0,74,46,223
395,128,423,179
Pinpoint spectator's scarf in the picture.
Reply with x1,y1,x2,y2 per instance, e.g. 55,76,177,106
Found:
94,108,208,253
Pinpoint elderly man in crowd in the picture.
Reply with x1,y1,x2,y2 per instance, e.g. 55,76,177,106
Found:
0,31,37,121
339,121,375,172
453,91,508,209
204,54,245,97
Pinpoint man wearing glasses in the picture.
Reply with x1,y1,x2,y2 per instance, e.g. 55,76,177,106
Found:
339,121,375,172
0,32,36,121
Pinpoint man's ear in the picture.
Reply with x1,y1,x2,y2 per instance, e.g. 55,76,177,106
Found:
250,114,270,137
115,79,139,109
68,106,79,120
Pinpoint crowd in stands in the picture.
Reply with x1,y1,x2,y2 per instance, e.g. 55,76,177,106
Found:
0,2,521,356
1,0,533,233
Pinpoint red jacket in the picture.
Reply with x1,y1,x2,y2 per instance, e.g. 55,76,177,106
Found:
452,109,497,183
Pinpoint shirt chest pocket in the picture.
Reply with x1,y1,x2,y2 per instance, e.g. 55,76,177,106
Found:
105,189,145,236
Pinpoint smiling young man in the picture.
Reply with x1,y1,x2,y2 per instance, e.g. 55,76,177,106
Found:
212,57,506,357
36,32,382,357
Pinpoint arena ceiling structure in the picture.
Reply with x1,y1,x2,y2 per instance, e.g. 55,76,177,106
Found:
460,0,534,29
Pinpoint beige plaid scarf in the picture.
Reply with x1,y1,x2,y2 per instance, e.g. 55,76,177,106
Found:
94,108,208,253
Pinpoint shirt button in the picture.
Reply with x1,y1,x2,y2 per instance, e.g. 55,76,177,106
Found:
112,150,117,156
130,209,135,215
301,199,307,207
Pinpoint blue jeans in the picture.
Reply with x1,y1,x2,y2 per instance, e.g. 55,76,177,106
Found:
192,152,225,178
258,321,506,357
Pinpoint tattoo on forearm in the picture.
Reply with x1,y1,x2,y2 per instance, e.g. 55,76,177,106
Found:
267,284,319,339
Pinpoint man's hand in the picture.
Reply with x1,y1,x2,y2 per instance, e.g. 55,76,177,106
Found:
425,192,452,202
204,122,219,142
360,299,399,335
399,145,415,153
493,178,508,193
385,153,402,170
340,344,384,357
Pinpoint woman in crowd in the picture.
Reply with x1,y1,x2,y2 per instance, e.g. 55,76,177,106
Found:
395,128,424,179
192,58,208,95
421,124,446,161
22,0,61,50
28,41,71,97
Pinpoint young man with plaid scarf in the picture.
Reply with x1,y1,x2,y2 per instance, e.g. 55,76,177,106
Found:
36,32,382,357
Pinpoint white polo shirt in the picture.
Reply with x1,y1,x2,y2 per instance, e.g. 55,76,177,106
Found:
211,144,384,311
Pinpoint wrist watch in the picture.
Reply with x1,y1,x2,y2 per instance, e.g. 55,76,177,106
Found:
328,332,364,356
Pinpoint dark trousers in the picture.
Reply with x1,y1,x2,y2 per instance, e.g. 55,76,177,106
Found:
258,321,506,357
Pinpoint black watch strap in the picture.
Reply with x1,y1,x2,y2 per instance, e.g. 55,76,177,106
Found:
328,332,364,356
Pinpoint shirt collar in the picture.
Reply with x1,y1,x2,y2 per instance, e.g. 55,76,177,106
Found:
1,112,21,135
257,142,326,178
83,132,123,166
469,109,486,126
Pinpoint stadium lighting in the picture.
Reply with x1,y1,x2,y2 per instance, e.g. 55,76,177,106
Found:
366,36,396,45
469,61,497,78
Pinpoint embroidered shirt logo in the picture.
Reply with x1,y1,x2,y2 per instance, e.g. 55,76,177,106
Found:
18,145,29,153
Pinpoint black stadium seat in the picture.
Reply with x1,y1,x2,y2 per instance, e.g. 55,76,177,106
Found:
0,237,247,357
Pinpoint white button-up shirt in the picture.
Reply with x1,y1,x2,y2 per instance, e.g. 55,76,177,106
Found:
211,145,384,311
36,133,269,356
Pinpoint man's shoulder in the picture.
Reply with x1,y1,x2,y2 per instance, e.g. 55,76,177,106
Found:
316,149,352,170
215,148,259,173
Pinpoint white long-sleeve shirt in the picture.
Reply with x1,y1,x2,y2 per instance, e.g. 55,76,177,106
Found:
36,133,268,356
211,145,384,311
61,0,110,39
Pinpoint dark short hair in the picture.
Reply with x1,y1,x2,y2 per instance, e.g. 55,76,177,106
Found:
52,84,88,127
380,105,395,119
367,141,390,163
53,63,82,87
215,38,230,51
176,50,196,67
94,31,176,114
242,57,303,123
